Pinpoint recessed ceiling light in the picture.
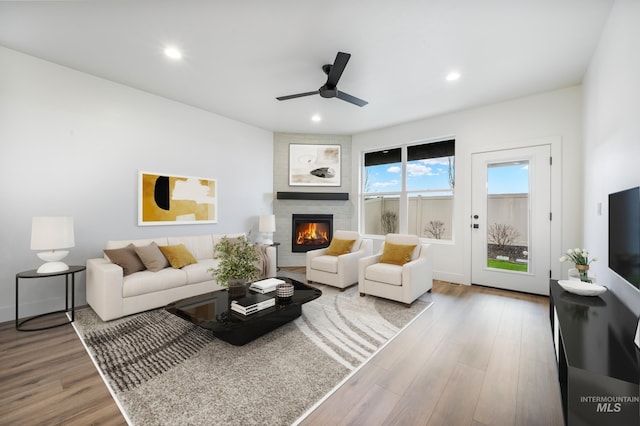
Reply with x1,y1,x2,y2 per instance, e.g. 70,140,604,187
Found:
164,47,182,60
311,114,322,122
446,71,461,81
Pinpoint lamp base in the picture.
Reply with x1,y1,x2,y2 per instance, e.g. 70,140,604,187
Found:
37,261,70,274
261,232,274,245
36,250,70,273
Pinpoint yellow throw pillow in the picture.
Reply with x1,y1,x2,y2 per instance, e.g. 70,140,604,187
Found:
379,242,417,266
159,244,198,269
325,238,356,256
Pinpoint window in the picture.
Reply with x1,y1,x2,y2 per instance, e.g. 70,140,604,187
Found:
362,139,455,240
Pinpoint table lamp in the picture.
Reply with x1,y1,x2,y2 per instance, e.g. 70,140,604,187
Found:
30,216,75,273
259,214,276,245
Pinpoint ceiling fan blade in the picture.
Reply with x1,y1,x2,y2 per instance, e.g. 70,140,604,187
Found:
326,52,351,87
336,90,368,107
276,90,320,101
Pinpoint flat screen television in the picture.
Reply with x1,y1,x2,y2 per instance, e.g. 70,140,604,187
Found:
609,186,640,289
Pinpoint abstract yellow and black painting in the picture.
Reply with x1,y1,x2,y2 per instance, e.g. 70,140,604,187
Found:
139,171,217,225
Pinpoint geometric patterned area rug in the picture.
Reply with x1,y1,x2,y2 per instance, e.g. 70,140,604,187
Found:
73,273,432,425
83,309,215,393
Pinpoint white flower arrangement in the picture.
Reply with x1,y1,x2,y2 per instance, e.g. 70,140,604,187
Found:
559,248,597,266
560,248,597,282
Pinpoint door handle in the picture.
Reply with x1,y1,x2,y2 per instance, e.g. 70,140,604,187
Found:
473,224,479,229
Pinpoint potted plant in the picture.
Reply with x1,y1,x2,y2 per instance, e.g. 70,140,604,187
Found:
209,235,260,297
559,248,597,283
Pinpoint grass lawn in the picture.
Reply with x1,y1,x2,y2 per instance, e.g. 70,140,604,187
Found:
487,259,528,272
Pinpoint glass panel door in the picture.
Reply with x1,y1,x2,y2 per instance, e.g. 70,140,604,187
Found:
471,145,550,295
486,160,529,273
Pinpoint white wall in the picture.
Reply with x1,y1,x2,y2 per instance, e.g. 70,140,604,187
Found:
0,47,274,323
353,86,583,285
583,0,640,315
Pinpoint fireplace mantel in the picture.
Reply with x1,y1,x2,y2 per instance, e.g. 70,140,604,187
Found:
276,192,349,201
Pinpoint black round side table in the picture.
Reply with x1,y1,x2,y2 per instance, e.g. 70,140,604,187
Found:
15,265,85,331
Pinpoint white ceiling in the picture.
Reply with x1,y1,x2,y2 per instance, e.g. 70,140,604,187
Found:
0,0,614,135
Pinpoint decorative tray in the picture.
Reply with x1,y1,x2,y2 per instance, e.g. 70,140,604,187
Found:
557,280,607,296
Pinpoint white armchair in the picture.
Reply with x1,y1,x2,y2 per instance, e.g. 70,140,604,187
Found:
359,234,432,306
306,230,373,290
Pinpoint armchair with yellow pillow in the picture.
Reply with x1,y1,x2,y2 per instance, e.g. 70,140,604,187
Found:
306,230,373,290
358,233,432,306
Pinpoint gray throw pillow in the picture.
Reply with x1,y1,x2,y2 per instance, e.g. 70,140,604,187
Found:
134,242,169,272
104,243,146,276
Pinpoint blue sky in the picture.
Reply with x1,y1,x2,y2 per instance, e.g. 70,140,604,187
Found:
365,157,453,192
365,158,529,194
487,163,529,194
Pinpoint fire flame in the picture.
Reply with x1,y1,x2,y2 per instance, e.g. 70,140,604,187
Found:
296,223,328,245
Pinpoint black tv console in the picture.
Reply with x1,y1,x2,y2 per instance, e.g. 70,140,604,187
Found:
549,280,639,425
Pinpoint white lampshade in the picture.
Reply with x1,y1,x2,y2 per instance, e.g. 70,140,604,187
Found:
259,214,276,233
31,216,75,273
259,214,276,245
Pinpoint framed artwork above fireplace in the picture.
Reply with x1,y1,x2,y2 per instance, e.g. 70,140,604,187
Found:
289,144,341,187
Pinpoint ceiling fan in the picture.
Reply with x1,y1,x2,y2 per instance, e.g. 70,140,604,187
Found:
276,52,368,107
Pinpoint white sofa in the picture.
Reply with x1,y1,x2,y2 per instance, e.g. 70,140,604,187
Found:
86,233,276,321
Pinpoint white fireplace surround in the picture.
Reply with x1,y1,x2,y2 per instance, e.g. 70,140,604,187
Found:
273,133,353,267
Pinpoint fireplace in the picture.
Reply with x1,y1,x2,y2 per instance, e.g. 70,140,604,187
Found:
291,214,333,252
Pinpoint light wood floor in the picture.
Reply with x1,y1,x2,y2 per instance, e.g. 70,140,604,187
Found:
1,273,564,426
300,280,564,426
0,314,127,425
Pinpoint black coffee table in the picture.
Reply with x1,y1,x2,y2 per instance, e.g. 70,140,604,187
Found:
165,277,321,346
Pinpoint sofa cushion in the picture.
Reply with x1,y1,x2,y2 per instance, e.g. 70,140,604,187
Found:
311,255,338,273
364,262,403,286
159,244,198,269
105,238,169,250
380,242,417,266
213,233,245,247
168,234,214,260
183,259,218,285
104,244,146,276
325,238,356,256
122,268,187,298
134,242,169,272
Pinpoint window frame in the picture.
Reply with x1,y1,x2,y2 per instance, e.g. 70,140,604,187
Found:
361,138,455,242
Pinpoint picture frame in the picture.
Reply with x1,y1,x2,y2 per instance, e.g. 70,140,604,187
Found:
138,171,217,226
289,144,341,187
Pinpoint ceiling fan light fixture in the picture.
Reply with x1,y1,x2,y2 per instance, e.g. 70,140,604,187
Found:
276,52,368,107
446,71,461,81
164,46,182,60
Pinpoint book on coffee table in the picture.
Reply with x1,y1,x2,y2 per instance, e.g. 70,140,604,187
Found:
230,293,275,315
249,278,285,294
230,301,274,315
